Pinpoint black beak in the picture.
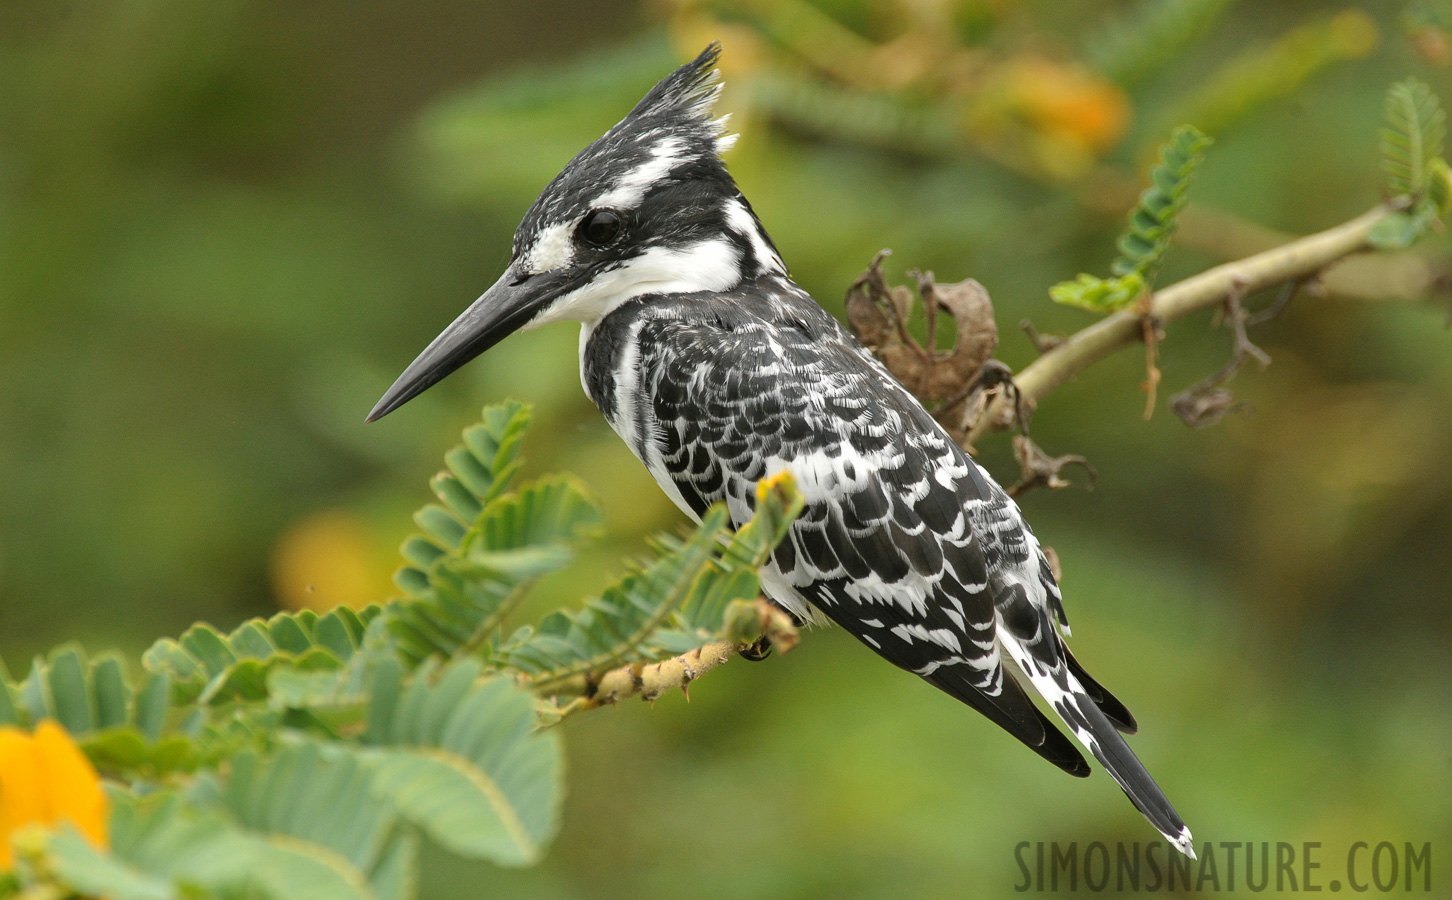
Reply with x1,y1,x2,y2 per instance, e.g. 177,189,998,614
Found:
366,264,562,422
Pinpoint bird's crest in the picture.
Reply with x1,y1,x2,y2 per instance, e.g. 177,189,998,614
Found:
620,42,736,152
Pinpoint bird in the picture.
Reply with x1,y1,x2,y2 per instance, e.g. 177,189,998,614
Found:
368,44,1195,858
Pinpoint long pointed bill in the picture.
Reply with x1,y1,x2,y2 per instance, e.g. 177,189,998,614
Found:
366,265,564,422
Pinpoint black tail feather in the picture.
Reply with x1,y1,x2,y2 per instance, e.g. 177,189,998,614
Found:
928,669,1091,777
1061,642,1137,734
1068,695,1193,857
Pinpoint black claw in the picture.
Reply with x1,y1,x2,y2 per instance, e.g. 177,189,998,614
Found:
739,636,773,661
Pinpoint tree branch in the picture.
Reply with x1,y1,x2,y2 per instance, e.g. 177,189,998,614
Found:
968,202,1410,443
538,598,801,722
1076,170,1448,304
550,641,737,720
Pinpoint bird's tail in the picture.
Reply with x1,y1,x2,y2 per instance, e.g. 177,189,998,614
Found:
997,621,1197,860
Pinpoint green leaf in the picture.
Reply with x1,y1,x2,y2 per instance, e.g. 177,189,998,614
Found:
93,656,132,729
1049,272,1147,314
1050,125,1209,314
9,646,180,748
366,830,418,900
362,658,563,866
1366,201,1442,250
133,671,171,741
675,474,805,637
143,608,379,705
387,420,604,664
502,474,804,687
2,643,293,779
464,399,532,502
43,789,377,900
501,506,733,686
1428,156,1452,215
44,825,176,900
200,741,402,897
83,728,201,778
266,666,368,713
43,646,95,734
413,505,466,550
1115,125,1213,279
1382,77,1447,198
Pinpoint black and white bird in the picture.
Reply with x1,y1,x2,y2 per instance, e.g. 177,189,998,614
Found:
369,45,1195,857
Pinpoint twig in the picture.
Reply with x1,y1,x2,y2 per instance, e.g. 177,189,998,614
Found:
1246,278,1305,326
551,641,738,720
940,359,1031,447
1174,204,1448,304
967,203,1408,444
1137,300,1163,420
1021,319,1064,354
1006,436,1097,498
543,598,800,722
1170,282,1273,428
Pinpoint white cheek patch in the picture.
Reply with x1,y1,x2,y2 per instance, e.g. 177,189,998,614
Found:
725,199,784,274
593,137,687,210
525,221,575,274
526,238,742,328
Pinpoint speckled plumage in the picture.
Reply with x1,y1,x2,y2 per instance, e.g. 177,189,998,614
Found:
374,44,1195,858
581,275,1190,856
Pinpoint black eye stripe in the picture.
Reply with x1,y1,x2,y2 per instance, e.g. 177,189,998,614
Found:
579,208,624,247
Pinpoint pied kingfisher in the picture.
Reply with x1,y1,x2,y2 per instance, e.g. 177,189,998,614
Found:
369,44,1194,856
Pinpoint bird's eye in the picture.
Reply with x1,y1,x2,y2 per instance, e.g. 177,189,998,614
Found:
579,208,623,247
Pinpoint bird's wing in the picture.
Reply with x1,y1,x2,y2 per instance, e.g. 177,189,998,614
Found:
635,293,1091,775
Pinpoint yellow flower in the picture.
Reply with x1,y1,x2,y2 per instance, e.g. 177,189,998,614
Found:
756,469,797,501
0,720,110,869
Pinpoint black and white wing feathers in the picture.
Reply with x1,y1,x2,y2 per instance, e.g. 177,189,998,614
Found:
588,279,1193,856
630,287,1082,766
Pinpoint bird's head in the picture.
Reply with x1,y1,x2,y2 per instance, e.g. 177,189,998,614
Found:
368,43,782,422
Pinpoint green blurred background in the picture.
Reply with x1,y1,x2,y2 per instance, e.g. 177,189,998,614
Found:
2,0,1449,895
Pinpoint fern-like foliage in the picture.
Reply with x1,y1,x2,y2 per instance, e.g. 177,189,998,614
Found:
1052,125,1212,313
0,645,213,778
1113,125,1213,279
142,606,378,706
501,506,732,686
3,645,156,736
1370,78,1452,249
45,785,412,900
386,401,604,665
4,400,800,900
362,657,563,866
502,474,803,692
1048,271,1147,315
674,473,805,638
192,741,415,900
26,663,559,898
1087,0,1239,87
1382,78,1446,196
